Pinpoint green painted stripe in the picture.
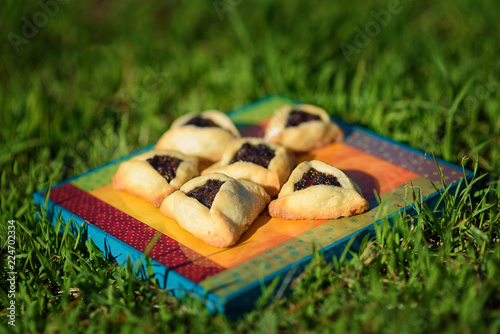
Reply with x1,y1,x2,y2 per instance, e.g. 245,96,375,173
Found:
228,95,296,124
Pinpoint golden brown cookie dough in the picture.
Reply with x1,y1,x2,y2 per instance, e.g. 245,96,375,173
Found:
155,110,240,161
201,138,296,197
268,160,369,220
160,173,270,248
264,104,343,152
112,149,199,207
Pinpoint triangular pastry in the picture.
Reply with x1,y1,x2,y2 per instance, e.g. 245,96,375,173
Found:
112,149,199,207
268,160,369,220
264,104,343,152
201,138,296,196
155,110,240,161
160,173,270,248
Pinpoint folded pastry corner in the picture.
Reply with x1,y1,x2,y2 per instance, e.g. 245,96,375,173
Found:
155,110,240,161
268,160,369,220
160,173,270,248
112,149,199,207
201,138,296,197
264,104,343,152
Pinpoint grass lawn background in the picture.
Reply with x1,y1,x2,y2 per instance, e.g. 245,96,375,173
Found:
1,0,499,332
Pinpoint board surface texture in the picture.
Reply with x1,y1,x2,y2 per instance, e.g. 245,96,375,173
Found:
33,95,472,316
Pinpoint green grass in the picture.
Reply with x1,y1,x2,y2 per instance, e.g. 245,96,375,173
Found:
1,0,499,332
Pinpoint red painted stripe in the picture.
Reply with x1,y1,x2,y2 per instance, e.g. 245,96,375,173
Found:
49,183,225,283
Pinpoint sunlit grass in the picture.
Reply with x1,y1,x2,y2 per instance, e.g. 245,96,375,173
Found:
1,0,499,332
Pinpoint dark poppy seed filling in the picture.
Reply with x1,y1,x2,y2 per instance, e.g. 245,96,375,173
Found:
147,155,182,182
185,116,220,128
294,168,342,191
229,143,275,168
285,110,322,128
186,179,225,209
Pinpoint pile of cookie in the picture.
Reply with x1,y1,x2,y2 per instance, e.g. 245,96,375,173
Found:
112,105,369,248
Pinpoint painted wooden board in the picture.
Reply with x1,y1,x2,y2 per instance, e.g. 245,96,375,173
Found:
33,95,473,316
